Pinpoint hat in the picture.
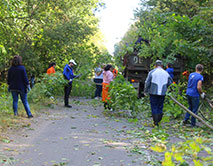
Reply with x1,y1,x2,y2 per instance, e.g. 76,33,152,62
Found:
69,59,77,65
155,60,162,66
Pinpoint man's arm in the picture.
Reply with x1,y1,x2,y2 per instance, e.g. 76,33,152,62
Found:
197,80,203,94
144,72,152,93
167,76,173,87
197,80,206,99
96,71,102,76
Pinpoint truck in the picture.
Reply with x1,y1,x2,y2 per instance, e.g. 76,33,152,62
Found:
122,52,185,98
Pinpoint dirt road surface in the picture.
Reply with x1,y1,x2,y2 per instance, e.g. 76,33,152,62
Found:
0,98,153,166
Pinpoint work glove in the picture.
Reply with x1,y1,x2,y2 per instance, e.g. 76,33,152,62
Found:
69,79,73,83
144,93,148,97
200,92,205,99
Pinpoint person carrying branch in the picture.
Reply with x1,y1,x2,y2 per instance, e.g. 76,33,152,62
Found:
183,64,205,127
144,60,173,126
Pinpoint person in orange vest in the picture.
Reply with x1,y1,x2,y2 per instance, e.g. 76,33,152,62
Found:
182,70,190,80
112,67,118,78
47,62,56,75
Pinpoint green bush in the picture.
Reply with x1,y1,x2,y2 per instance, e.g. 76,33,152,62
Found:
164,83,188,119
108,75,140,114
71,79,95,97
28,72,67,102
0,83,11,113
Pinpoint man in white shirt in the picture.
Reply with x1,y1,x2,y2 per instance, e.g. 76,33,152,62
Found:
144,60,173,126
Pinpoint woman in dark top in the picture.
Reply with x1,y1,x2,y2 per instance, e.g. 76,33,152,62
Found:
7,55,33,118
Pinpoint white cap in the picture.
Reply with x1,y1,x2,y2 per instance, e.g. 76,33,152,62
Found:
69,59,77,65
155,60,162,66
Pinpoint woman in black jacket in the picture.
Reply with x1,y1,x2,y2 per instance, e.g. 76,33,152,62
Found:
7,55,33,118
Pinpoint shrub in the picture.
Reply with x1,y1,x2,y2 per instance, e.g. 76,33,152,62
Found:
108,75,140,114
164,83,188,119
28,72,67,102
0,83,11,113
71,79,95,98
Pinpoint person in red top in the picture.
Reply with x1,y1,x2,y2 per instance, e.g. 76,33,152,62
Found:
47,62,56,75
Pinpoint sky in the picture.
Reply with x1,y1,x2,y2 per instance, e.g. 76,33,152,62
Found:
96,0,141,54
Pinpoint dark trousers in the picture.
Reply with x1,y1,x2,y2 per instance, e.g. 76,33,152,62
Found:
64,84,72,106
184,95,200,126
95,85,102,97
150,94,165,114
94,78,103,97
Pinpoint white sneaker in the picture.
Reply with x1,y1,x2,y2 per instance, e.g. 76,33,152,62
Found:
94,97,98,99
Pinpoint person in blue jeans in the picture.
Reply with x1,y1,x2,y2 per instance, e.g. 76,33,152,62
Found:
7,55,33,118
183,64,205,127
144,60,173,126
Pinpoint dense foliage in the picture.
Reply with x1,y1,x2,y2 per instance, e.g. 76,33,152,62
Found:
28,72,67,103
0,1,212,165
0,0,111,81
114,0,213,79
108,75,140,115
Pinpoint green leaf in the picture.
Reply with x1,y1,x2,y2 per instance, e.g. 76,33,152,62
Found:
189,142,200,152
151,143,167,152
193,160,203,166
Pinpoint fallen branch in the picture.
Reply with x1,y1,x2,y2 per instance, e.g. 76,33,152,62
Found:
169,96,213,130
205,97,213,109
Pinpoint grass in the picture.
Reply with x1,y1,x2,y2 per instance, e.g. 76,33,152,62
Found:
0,92,54,140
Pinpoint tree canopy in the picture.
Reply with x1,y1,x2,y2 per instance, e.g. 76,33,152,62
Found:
114,0,212,78
0,0,111,80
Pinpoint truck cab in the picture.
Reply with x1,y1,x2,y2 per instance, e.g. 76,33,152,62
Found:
123,52,151,98
123,53,184,98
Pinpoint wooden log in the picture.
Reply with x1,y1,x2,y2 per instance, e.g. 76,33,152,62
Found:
169,96,213,130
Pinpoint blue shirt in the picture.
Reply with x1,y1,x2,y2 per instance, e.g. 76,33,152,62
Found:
166,67,174,79
8,65,29,93
186,72,203,97
63,64,76,84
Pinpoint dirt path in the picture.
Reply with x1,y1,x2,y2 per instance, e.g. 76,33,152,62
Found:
0,98,152,166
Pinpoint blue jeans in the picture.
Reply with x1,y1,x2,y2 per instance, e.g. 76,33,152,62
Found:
184,95,200,126
11,91,32,116
150,95,165,114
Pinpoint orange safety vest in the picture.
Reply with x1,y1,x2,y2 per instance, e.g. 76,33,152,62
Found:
182,71,189,79
102,82,110,103
47,67,56,75
113,69,118,78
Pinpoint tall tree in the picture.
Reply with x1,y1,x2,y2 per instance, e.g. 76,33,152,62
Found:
0,0,109,80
